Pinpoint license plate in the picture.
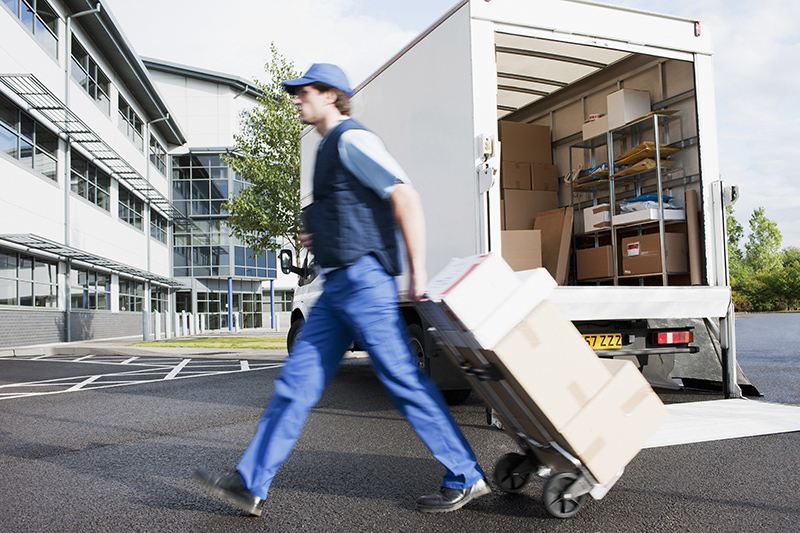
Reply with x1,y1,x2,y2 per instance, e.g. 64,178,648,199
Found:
583,333,623,349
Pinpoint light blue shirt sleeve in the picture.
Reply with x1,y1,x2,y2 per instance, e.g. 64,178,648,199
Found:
338,128,410,199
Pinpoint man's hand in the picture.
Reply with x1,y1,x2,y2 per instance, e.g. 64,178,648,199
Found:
300,231,314,254
408,268,428,303
389,183,427,303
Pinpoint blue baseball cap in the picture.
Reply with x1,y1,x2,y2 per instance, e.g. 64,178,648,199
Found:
282,63,353,97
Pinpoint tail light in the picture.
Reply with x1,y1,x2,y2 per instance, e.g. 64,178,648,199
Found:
654,331,694,345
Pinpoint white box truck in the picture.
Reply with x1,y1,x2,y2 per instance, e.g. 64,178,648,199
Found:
282,0,748,403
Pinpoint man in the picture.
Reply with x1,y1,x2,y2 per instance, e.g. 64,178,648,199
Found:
193,63,488,517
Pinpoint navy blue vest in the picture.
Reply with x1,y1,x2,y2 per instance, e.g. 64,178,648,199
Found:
307,119,402,276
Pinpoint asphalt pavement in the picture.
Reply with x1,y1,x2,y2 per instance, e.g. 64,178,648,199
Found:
1,332,799,532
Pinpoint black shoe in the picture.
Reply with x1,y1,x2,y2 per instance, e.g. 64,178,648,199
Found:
416,478,491,513
192,468,263,517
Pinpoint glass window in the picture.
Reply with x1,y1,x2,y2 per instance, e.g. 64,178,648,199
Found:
118,96,144,151
70,266,109,310
6,0,59,58
149,135,167,175
0,93,58,181
71,37,110,114
118,186,144,230
71,151,110,209
150,211,168,244
0,249,58,307
118,278,144,312
151,286,168,313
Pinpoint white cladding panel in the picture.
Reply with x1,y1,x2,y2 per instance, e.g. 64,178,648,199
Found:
470,0,712,56
0,162,64,241
347,5,480,277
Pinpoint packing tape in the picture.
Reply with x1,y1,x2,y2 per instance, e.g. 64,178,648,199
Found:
621,388,650,416
567,381,590,406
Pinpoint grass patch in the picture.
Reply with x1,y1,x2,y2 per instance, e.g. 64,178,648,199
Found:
131,336,287,350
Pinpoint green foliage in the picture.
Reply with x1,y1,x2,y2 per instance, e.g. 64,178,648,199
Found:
744,206,782,272
223,44,303,260
727,207,799,311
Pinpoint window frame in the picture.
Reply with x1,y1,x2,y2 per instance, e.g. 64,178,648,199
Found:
70,36,111,114
118,186,144,230
3,0,59,58
118,95,144,151
0,249,59,308
1,92,58,181
70,150,111,210
69,266,110,311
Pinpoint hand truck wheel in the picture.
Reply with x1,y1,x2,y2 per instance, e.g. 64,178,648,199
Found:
542,472,586,518
493,453,532,493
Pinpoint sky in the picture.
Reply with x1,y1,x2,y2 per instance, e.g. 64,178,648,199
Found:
103,0,800,250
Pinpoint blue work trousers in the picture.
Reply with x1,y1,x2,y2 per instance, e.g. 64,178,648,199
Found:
237,255,484,499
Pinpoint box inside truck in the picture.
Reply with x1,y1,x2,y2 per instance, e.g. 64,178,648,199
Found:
492,30,703,288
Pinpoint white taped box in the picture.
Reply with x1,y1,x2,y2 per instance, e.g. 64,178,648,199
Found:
425,254,520,333
483,299,612,433
559,358,668,485
424,261,557,350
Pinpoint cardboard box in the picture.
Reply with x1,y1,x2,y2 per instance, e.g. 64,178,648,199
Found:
531,163,559,191
503,190,558,230
559,359,668,485
607,89,651,130
501,161,531,190
612,208,685,226
450,267,557,350
534,207,574,285
498,120,552,164
576,245,614,280
486,300,613,432
424,253,521,333
621,232,688,276
582,115,609,140
583,203,611,233
501,230,542,272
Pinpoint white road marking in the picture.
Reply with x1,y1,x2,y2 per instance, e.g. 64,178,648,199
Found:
66,375,100,392
164,358,190,380
0,355,283,400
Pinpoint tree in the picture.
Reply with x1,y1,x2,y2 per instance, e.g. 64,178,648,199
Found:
725,206,748,280
744,207,782,273
223,44,303,261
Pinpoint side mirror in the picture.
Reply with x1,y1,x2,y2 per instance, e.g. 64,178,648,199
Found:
280,249,295,275
280,249,309,277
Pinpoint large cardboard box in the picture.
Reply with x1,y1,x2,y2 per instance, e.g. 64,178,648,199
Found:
534,207,574,285
503,190,558,230
498,120,552,164
486,299,613,432
531,163,559,191
501,230,542,272
424,253,520,333
576,245,614,280
559,359,668,485
607,89,651,130
582,115,609,140
501,161,531,190
583,203,611,233
621,232,688,276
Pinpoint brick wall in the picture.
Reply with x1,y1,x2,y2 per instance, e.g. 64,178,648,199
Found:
0,309,65,347
0,309,143,347
70,312,143,341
